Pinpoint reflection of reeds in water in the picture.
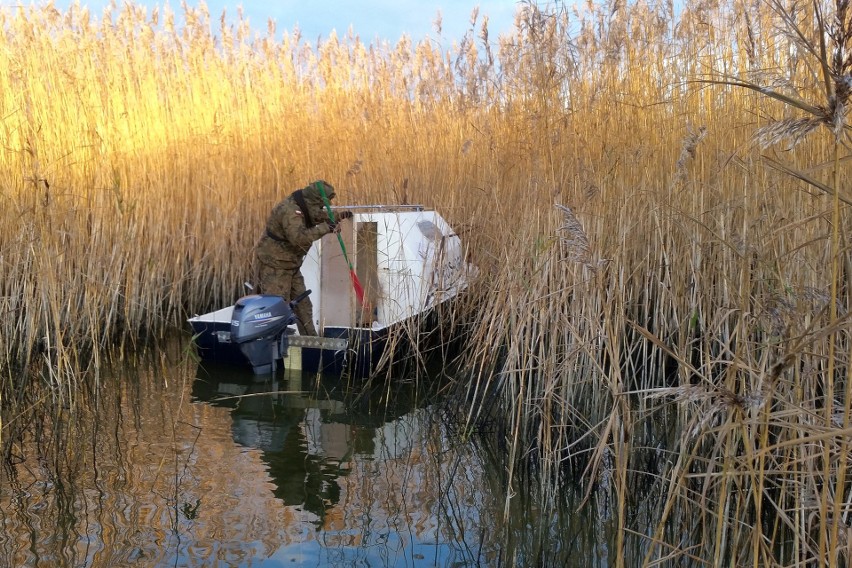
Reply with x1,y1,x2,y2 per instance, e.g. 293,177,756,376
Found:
4,0,852,564
0,341,521,567
2,345,297,567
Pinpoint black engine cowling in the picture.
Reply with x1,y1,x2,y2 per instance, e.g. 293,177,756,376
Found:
230,294,299,374
231,295,295,343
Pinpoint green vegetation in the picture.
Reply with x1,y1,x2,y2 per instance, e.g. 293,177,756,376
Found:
2,0,852,564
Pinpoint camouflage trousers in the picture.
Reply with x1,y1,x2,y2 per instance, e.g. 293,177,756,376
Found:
257,263,317,336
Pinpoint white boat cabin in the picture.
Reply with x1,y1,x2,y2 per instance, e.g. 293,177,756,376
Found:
306,205,472,334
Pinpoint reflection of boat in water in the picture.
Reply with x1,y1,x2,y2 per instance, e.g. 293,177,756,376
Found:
187,206,477,377
191,362,420,525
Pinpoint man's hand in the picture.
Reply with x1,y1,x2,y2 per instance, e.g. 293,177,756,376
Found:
336,211,353,221
327,221,341,234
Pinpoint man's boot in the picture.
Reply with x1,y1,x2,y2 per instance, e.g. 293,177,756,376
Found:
294,298,318,336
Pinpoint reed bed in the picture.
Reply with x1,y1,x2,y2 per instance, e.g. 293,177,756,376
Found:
2,0,852,564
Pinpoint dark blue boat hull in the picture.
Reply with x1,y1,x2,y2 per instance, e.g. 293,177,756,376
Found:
189,318,390,378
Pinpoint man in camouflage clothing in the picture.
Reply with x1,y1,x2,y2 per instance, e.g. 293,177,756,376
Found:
254,180,352,335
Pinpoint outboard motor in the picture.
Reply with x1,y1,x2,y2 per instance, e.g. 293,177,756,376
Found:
230,290,310,374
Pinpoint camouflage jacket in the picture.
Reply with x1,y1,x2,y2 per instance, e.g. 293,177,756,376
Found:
255,183,334,270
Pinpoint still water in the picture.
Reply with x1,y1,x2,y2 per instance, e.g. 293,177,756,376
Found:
1,339,611,567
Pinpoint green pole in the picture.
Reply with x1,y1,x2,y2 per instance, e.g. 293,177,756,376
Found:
314,181,366,306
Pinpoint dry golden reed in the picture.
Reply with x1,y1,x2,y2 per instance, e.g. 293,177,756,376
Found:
2,0,852,565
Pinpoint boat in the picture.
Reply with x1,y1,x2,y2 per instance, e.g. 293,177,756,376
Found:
188,205,477,377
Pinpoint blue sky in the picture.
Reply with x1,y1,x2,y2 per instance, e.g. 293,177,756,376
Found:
3,1,522,45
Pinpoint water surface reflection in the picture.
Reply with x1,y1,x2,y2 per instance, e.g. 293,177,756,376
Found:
191,362,499,566
1,341,801,567
0,349,512,567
